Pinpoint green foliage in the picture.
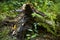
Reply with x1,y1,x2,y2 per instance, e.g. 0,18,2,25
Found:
0,0,60,40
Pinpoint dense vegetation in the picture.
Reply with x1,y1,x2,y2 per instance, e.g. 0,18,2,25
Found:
0,0,60,40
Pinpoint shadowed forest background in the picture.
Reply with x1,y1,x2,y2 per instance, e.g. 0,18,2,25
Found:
0,0,60,40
